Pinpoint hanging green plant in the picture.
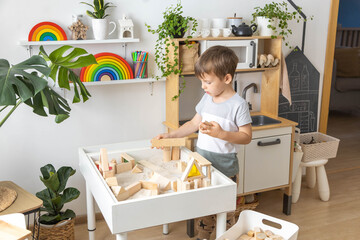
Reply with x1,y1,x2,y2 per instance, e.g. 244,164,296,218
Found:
145,1,197,100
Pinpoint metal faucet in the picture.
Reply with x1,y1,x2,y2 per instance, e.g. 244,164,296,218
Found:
242,83,258,110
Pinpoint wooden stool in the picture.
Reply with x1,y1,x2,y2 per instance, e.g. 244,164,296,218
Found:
292,159,330,203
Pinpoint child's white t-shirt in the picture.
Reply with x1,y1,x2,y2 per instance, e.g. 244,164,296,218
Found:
195,93,252,176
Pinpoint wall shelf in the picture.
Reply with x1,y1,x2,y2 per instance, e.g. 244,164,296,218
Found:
17,38,140,57
77,78,164,86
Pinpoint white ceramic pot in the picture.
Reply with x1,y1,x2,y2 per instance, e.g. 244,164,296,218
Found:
256,16,278,36
92,19,116,40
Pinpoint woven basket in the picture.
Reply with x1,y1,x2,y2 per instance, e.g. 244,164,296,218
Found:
235,196,259,219
299,132,340,162
34,217,75,240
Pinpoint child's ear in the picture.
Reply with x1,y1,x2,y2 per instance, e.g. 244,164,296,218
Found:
224,74,232,84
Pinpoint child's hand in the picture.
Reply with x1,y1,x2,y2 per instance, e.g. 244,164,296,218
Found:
151,133,171,149
199,121,223,138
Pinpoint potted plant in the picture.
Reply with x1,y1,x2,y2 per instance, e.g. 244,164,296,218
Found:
145,1,197,100
35,164,80,239
0,45,96,127
251,1,312,48
81,0,116,40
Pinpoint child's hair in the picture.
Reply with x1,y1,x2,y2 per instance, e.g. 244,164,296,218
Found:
195,45,238,80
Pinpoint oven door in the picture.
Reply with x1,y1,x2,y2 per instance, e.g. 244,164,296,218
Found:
200,39,258,69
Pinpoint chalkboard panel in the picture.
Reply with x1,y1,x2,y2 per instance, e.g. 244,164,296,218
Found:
279,47,320,133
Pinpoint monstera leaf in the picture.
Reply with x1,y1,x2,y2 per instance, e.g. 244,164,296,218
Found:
0,56,50,106
39,45,97,103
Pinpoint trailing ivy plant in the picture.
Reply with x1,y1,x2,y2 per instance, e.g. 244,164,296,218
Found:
145,1,197,100
251,1,313,48
0,45,96,127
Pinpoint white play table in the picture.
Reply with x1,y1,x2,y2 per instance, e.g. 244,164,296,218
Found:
79,140,236,240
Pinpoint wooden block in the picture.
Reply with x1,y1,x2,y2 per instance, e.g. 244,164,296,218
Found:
194,178,202,189
105,177,118,187
182,181,191,191
149,172,171,191
111,186,126,195
111,159,117,164
171,180,177,192
239,234,252,240
125,182,141,196
140,181,159,191
151,138,186,148
163,147,171,162
189,151,211,166
100,148,109,171
131,164,143,173
0,220,32,240
171,146,180,160
116,190,130,201
109,162,117,174
254,227,263,233
176,179,182,192
181,157,205,182
151,189,159,196
248,230,255,237
202,178,211,187
120,152,135,163
116,162,133,173
177,161,187,172
264,230,274,237
103,169,114,178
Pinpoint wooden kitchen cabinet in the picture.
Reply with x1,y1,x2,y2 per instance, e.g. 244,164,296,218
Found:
237,127,292,194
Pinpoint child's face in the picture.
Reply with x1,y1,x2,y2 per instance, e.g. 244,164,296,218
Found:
199,72,232,98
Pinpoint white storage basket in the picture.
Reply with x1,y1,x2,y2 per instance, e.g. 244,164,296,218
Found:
299,132,340,162
216,210,299,240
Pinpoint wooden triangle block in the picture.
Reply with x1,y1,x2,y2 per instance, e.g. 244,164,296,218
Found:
131,164,143,173
181,157,205,182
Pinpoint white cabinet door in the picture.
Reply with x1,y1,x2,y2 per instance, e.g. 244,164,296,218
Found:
243,134,291,193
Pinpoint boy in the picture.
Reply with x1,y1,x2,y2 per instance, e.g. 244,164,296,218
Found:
153,45,252,239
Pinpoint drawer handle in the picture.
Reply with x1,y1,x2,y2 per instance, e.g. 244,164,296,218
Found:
257,138,281,146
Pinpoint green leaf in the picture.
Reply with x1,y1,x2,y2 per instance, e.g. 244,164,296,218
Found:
57,167,76,193
60,209,76,221
61,187,80,204
40,172,60,193
40,164,56,180
0,56,50,105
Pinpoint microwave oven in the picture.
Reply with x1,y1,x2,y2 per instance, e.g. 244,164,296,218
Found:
199,39,258,69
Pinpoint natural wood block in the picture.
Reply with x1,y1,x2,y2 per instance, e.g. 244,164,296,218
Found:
239,235,251,240
131,164,143,173
202,178,211,187
177,161,187,172
116,162,133,173
125,182,141,196
111,186,125,196
105,177,118,187
171,146,180,160
116,190,130,201
140,181,159,191
171,180,177,192
248,230,255,237
194,178,202,189
182,181,191,191
100,148,109,171
149,172,171,191
120,152,135,163
255,232,266,240
103,169,114,178
151,138,186,148
189,151,211,166
176,179,182,192
151,189,159,196
163,147,171,162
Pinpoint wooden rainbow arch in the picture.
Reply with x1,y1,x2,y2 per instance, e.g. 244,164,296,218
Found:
80,53,134,82
28,22,67,41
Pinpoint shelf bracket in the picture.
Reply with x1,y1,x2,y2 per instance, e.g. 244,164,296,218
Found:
148,81,154,96
121,43,127,59
26,45,33,57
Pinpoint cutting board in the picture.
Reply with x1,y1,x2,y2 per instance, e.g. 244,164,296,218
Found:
0,220,31,240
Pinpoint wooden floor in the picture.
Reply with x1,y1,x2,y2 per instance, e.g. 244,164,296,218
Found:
74,111,360,240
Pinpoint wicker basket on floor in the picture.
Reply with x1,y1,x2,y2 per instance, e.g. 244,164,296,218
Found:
235,195,259,220
34,217,75,240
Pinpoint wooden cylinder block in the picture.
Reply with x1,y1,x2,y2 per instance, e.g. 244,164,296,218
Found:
163,147,171,162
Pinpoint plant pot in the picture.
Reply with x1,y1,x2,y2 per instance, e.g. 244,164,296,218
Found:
256,16,278,36
34,217,75,240
92,19,117,40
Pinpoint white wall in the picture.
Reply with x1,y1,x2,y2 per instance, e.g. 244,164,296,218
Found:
0,0,331,216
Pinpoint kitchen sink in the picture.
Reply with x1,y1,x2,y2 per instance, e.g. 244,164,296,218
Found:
251,115,281,127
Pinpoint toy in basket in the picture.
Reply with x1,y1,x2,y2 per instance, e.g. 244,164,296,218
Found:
216,210,299,240
299,132,340,162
